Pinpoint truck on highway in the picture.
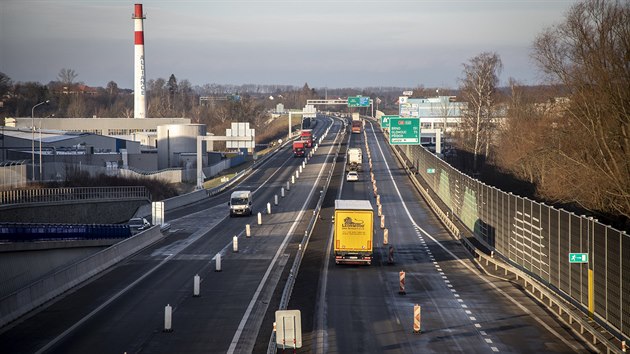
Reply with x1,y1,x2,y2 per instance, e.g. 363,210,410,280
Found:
293,141,306,157
300,129,313,148
346,147,363,171
333,199,374,265
351,120,362,134
352,113,360,121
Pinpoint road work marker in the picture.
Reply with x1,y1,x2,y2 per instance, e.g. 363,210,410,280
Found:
233,236,238,253
164,304,173,332
413,304,422,333
388,246,394,264
380,214,385,229
399,271,406,295
193,274,200,297
383,228,389,245
378,204,382,217
246,224,251,238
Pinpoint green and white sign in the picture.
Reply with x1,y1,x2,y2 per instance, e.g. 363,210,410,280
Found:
389,117,420,145
569,253,589,263
380,115,397,128
427,168,436,174
348,96,370,107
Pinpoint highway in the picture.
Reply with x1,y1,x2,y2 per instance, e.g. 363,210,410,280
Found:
0,116,593,353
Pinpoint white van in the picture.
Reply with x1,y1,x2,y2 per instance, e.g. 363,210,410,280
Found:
228,190,253,217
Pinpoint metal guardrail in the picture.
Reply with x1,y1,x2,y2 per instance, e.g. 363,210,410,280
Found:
0,186,151,207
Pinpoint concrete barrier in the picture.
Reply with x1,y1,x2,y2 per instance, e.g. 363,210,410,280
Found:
0,225,165,328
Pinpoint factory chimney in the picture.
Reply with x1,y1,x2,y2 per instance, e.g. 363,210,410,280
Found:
132,4,147,118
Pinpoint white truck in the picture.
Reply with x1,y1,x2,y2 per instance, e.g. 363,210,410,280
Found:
228,190,253,217
347,147,363,171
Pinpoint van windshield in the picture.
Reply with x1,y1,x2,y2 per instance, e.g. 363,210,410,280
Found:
231,197,248,205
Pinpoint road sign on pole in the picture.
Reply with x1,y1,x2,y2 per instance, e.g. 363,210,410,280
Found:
348,96,370,107
381,115,396,128
389,117,420,145
569,253,588,263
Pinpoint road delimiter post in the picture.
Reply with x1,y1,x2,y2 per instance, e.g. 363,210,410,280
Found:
388,246,394,264
274,194,278,205
193,274,200,297
215,253,222,272
380,214,385,229
164,304,173,332
383,228,389,245
246,224,251,238
267,202,271,215
258,212,262,225
399,271,406,295
233,236,238,253
281,187,285,198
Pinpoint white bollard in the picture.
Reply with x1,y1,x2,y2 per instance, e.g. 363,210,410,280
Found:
274,194,278,205
267,202,271,214
246,224,251,238
302,161,306,168
286,181,291,190
193,274,200,297
215,253,222,272
233,236,238,252
281,187,285,198
296,170,300,179
258,212,262,225
299,165,303,173
164,304,173,332
292,175,295,184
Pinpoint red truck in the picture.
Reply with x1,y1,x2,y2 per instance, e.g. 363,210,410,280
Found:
293,141,306,157
300,129,314,148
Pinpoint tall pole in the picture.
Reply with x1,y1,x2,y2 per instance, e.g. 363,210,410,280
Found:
31,100,48,182
133,4,147,118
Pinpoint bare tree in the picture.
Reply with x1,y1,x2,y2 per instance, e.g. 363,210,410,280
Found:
57,68,78,85
532,0,630,218
458,52,503,170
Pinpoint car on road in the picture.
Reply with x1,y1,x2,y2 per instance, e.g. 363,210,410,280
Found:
128,217,151,234
346,170,359,182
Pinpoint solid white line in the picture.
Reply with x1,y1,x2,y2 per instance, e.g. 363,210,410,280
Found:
227,122,337,354
368,122,582,352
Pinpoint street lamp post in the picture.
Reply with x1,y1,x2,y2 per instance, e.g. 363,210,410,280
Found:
31,100,49,182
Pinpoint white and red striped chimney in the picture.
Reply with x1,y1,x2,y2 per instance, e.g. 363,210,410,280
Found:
133,4,147,118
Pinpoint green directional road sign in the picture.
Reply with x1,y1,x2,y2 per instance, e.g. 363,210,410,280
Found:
348,96,370,107
569,253,589,263
389,117,420,145
380,115,397,128
427,168,436,174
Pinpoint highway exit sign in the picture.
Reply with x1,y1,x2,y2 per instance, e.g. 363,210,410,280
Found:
389,117,420,145
348,96,370,107
569,253,588,263
380,115,397,128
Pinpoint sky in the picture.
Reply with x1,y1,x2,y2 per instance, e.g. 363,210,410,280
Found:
0,0,580,90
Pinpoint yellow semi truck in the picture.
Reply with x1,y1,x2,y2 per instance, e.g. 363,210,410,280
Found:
333,199,374,265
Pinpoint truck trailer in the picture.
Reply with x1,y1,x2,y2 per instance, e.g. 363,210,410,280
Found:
333,199,374,265
300,129,313,147
346,147,363,171
293,141,306,157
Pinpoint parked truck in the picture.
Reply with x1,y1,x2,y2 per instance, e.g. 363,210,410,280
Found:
333,199,374,265
293,141,306,157
300,129,313,147
346,147,363,171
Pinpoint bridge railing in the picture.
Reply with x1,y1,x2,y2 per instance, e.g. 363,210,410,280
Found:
0,186,151,207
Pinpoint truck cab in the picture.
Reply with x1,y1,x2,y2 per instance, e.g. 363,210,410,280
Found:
300,129,313,148
293,141,306,157
228,190,253,217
